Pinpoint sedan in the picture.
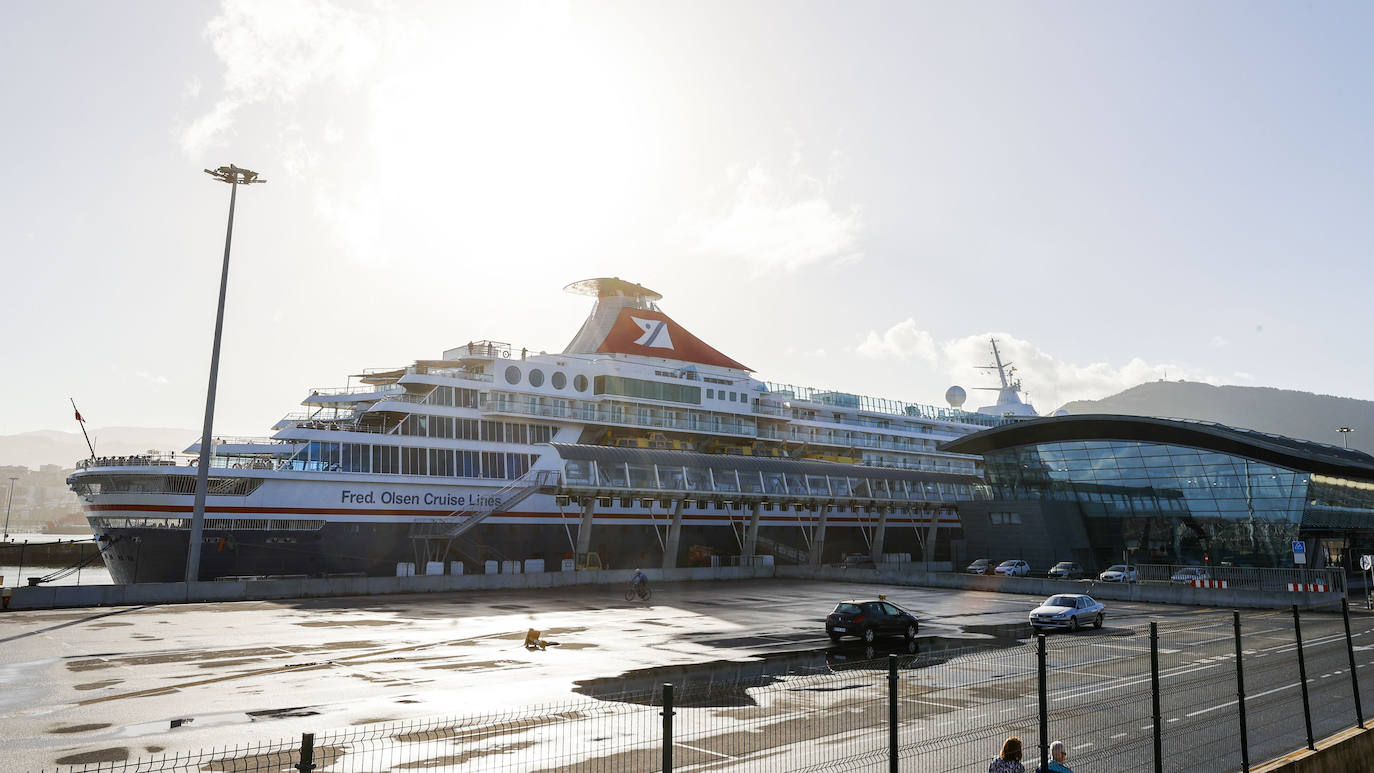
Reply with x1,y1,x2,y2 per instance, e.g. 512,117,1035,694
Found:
1099,564,1139,582
826,599,919,644
1048,562,1084,580
966,558,992,574
1030,594,1105,633
1171,567,1211,584
995,560,1030,577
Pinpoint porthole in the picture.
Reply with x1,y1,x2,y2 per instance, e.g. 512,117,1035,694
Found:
551,371,567,390
528,369,545,388
573,374,589,392
504,365,521,385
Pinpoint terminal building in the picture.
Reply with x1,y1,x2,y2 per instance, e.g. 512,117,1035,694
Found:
941,415,1374,574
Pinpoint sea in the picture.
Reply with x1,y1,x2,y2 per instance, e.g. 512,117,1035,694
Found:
0,531,114,586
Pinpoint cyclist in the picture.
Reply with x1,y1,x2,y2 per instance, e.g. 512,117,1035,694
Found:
631,568,648,595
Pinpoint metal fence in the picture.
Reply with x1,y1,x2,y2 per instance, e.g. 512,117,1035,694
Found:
37,602,1374,773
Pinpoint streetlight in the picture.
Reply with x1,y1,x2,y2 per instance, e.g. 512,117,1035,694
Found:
3,476,16,540
186,165,265,584
1338,427,1353,449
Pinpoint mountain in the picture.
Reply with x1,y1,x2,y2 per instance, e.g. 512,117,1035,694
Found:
0,427,197,469
1059,381,1372,454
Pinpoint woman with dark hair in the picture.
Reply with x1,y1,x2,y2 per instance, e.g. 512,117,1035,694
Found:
988,736,1025,773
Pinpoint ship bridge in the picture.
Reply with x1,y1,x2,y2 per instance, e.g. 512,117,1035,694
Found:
547,442,978,568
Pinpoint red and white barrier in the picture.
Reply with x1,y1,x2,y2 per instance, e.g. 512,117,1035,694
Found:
1287,583,1330,592
1191,579,1228,589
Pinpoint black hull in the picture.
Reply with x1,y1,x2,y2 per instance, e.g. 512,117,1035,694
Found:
92,521,931,583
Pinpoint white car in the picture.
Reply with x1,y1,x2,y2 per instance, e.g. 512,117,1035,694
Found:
995,560,1030,577
1030,594,1106,633
1171,567,1211,584
1098,564,1139,583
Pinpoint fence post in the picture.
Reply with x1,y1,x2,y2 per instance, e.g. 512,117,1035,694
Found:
1037,633,1049,772
662,682,675,773
1234,611,1250,772
1344,597,1365,727
1150,622,1162,773
888,653,899,772
1292,604,1315,750
294,732,315,773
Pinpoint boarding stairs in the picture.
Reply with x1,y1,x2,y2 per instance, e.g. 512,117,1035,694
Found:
412,469,561,542
755,535,808,565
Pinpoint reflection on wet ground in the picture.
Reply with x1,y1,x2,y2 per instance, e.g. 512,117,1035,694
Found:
574,622,1038,707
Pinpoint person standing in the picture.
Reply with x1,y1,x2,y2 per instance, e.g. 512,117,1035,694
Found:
1035,741,1074,773
989,736,1025,773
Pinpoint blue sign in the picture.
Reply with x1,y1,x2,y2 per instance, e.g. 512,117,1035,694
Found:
1292,540,1306,554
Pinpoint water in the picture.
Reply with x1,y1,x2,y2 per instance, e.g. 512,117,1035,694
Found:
1,531,91,544
0,563,114,587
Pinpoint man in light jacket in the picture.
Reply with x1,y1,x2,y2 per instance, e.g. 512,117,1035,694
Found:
1035,741,1074,773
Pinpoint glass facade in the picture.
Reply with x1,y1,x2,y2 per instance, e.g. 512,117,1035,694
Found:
978,440,1319,567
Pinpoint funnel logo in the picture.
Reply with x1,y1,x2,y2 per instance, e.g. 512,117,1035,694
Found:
631,317,674,349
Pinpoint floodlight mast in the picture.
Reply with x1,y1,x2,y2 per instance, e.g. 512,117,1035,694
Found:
186,165,265,585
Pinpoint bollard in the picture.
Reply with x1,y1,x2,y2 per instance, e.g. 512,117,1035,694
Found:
888,653,899,772
1292,605,1315,750
1234,611,1250,772
1150,622,1162,773
294,732,315,772
1344,598,1365,727
662,683,675,773
1037,634,1049,772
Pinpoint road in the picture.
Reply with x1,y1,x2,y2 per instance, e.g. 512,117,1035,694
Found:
0,579,1369,771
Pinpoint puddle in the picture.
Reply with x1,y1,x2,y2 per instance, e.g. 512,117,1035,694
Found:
575,627,1035,708
49,723,112,734
55,748,129,765
296,620,403,627
247,706,321,719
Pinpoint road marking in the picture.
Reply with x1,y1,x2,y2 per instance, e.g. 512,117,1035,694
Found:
675,742,736,760
1071,742,1094,750
1185,681,1301,717
901,697,966,710
1110,733,1127,739
1090,642,1182,654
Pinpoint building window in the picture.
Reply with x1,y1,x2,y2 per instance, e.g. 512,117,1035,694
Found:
990,512,1022,525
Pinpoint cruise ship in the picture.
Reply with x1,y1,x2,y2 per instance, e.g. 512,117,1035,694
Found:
68,278,1011,582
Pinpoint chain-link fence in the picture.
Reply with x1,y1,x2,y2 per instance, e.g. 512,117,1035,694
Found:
36,602,1374,773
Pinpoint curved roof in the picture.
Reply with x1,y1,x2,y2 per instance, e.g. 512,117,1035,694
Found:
940,414,1374,482
548,443,981,485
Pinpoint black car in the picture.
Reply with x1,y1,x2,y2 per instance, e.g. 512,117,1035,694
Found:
826,599,919,644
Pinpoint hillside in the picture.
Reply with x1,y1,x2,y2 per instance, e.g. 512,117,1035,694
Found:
0,427,197,469
1059,382,1373,453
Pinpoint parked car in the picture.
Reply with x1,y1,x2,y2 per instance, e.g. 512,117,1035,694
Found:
995,559,1031,577
1099,564,1139,583
1048,561,1084,579
826,599,920,644
1030,594,1105,633
1171,567,1212,584
966,558,992,574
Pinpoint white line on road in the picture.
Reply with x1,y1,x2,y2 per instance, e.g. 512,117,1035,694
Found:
675,742,737,760
1071,743,1094,750
1110,733,1128,739
1184,681,1301,717
901,697,967,710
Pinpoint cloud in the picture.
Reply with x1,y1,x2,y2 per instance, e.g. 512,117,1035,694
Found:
1210,335,1228,348
858,321,1223,411
134,371,169,386
684,163,863,274
857,318,937,363
178,0,384,157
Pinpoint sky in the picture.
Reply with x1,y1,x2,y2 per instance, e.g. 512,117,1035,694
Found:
3,1,1373,443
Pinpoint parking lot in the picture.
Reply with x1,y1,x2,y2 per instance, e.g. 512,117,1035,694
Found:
0,578,1363,770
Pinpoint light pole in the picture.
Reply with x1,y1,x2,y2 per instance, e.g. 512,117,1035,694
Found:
186,165,265,584
3,476,16,540
1339,427,1353,449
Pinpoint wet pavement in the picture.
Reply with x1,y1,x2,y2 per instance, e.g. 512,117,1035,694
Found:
0,578,1222,769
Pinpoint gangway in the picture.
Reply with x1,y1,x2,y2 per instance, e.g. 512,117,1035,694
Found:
410,470,561,565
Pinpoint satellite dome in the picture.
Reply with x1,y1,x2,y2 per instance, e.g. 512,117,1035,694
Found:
945,385,967,409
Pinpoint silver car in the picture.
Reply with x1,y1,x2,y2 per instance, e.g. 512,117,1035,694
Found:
1030,594,1105,633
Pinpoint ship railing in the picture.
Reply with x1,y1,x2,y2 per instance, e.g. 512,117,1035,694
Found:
307,384,405,397
77,453,288,471
762,381,1006,427
485,399,759,437
279,419,393,435
405,365,494,382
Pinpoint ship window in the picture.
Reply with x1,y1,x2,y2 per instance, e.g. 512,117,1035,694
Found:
529,369,545,388
505,365,521,385
706,388,714,399
573,374,589,392
551,371,566,390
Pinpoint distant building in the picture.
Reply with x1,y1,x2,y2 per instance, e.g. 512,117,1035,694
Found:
941,414,1374,572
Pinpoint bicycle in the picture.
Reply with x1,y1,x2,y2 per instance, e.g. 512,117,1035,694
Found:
624,583,652,601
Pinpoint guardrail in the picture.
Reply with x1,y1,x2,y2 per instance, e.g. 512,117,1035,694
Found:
1135,563,1346,594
